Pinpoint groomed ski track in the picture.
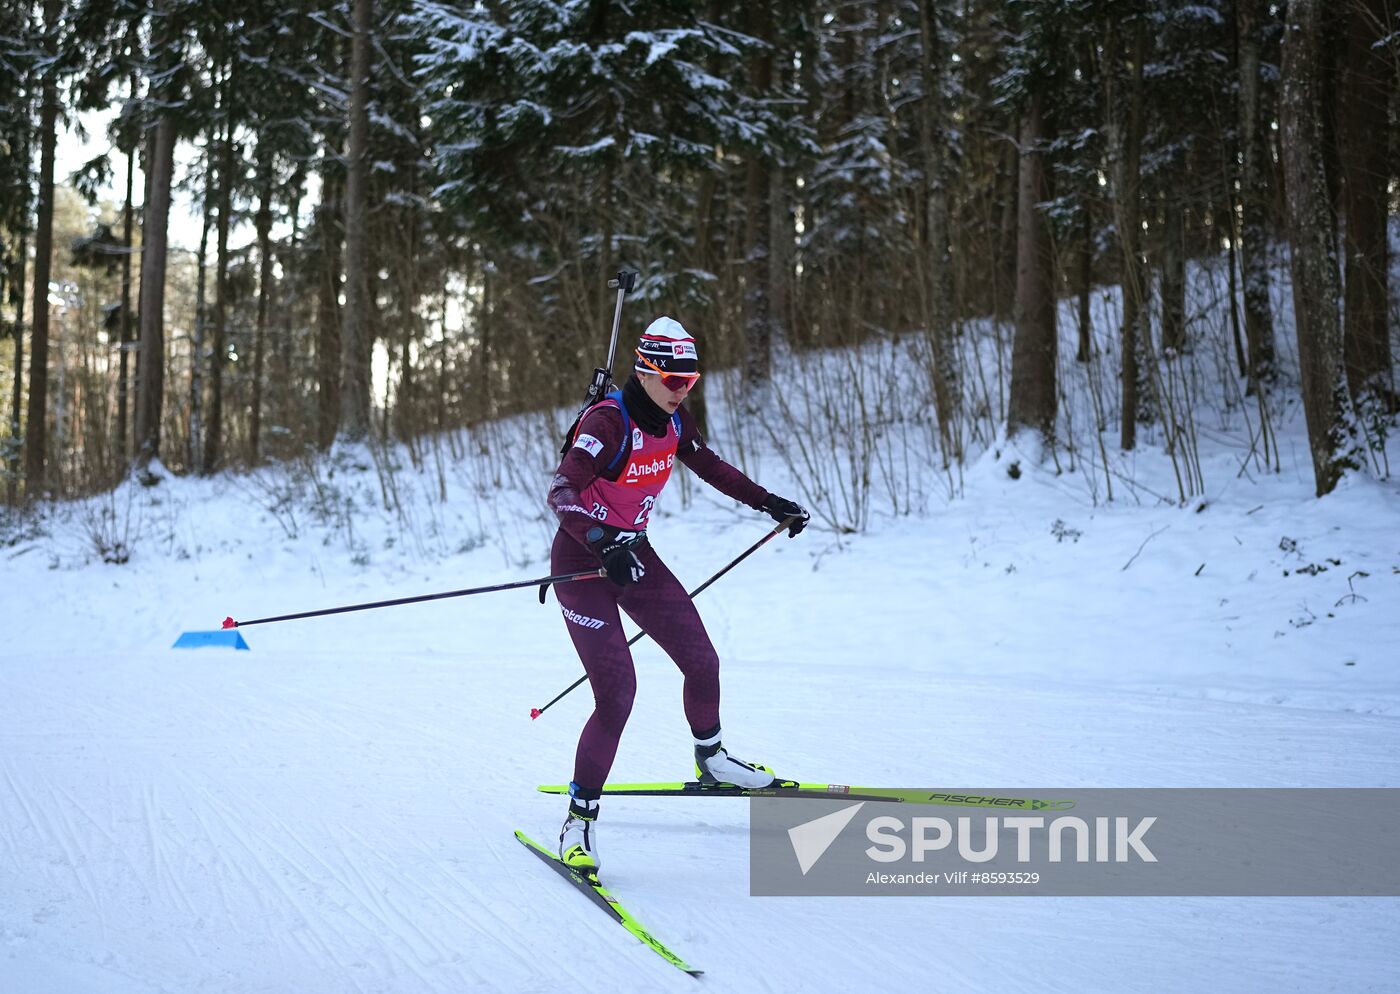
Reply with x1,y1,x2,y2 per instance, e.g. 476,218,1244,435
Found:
3,642,1396,993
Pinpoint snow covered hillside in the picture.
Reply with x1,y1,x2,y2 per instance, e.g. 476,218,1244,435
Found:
3,337,1399,991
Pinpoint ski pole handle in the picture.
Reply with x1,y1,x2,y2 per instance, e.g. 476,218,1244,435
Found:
224,569,606,629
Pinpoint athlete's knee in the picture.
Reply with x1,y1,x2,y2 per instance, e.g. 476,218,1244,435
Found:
591,671,637,730
674,643,720,681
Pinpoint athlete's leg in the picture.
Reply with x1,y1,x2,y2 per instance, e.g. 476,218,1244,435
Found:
551,531,637,790
618,546,721,737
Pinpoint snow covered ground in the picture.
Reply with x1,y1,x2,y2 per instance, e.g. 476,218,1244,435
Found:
3,372,1399,991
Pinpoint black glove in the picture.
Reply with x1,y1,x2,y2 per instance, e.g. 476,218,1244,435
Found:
760,494,810,538
586,525,647,586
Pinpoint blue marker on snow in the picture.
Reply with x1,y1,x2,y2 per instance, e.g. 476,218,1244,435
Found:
172,630,250,650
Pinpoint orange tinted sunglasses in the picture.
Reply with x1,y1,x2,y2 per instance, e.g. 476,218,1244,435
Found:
636,352,701,391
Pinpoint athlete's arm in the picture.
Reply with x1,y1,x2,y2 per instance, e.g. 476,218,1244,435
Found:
548,407,626,545
674,405,769,509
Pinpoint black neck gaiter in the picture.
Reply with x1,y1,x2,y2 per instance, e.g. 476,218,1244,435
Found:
622,374,670,437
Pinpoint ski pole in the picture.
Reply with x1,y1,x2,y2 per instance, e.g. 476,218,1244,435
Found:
223,568,606,630
530,516,798,719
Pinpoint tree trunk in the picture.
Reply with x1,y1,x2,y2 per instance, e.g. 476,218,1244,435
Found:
394,164,418,442
1160,196,1186,354
23,0,59,495
1111,22,1148,450
278,166,305,444
917,0,960,460
686,0,723,438
600,166,615,344
203,109,235,473
1007,92,1058,444
769,162,792,353
1226,223,1247,377
8,218,27,504
687,152,717,439
250,146,273,462
1236,0,1276,390
1280,0,1361,496
1339,0,1393,411
316,167,343,450
366,230,387,445
132,123,152,464
741,0,773,401
794,9,822,347
339,0,373,442
189,141,214,471
1076,204,1092,363
117,136,135,466
477,265,492,423
996,139,1019,317
134,113,175,470
8,80,31,504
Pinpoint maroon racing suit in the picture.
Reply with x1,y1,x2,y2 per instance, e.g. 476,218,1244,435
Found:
547,389,769,791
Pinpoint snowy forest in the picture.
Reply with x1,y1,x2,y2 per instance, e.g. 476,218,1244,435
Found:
0,0,1394,508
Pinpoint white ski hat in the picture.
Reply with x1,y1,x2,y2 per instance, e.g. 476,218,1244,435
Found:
635,316,699,376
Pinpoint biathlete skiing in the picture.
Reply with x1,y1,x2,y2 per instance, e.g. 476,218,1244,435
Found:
545,315,809,872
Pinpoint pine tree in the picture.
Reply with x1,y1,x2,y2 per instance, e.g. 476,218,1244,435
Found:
410,0,787,405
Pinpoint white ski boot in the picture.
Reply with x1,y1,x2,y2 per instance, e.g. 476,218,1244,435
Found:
559,787,601,873
694,726,776,788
